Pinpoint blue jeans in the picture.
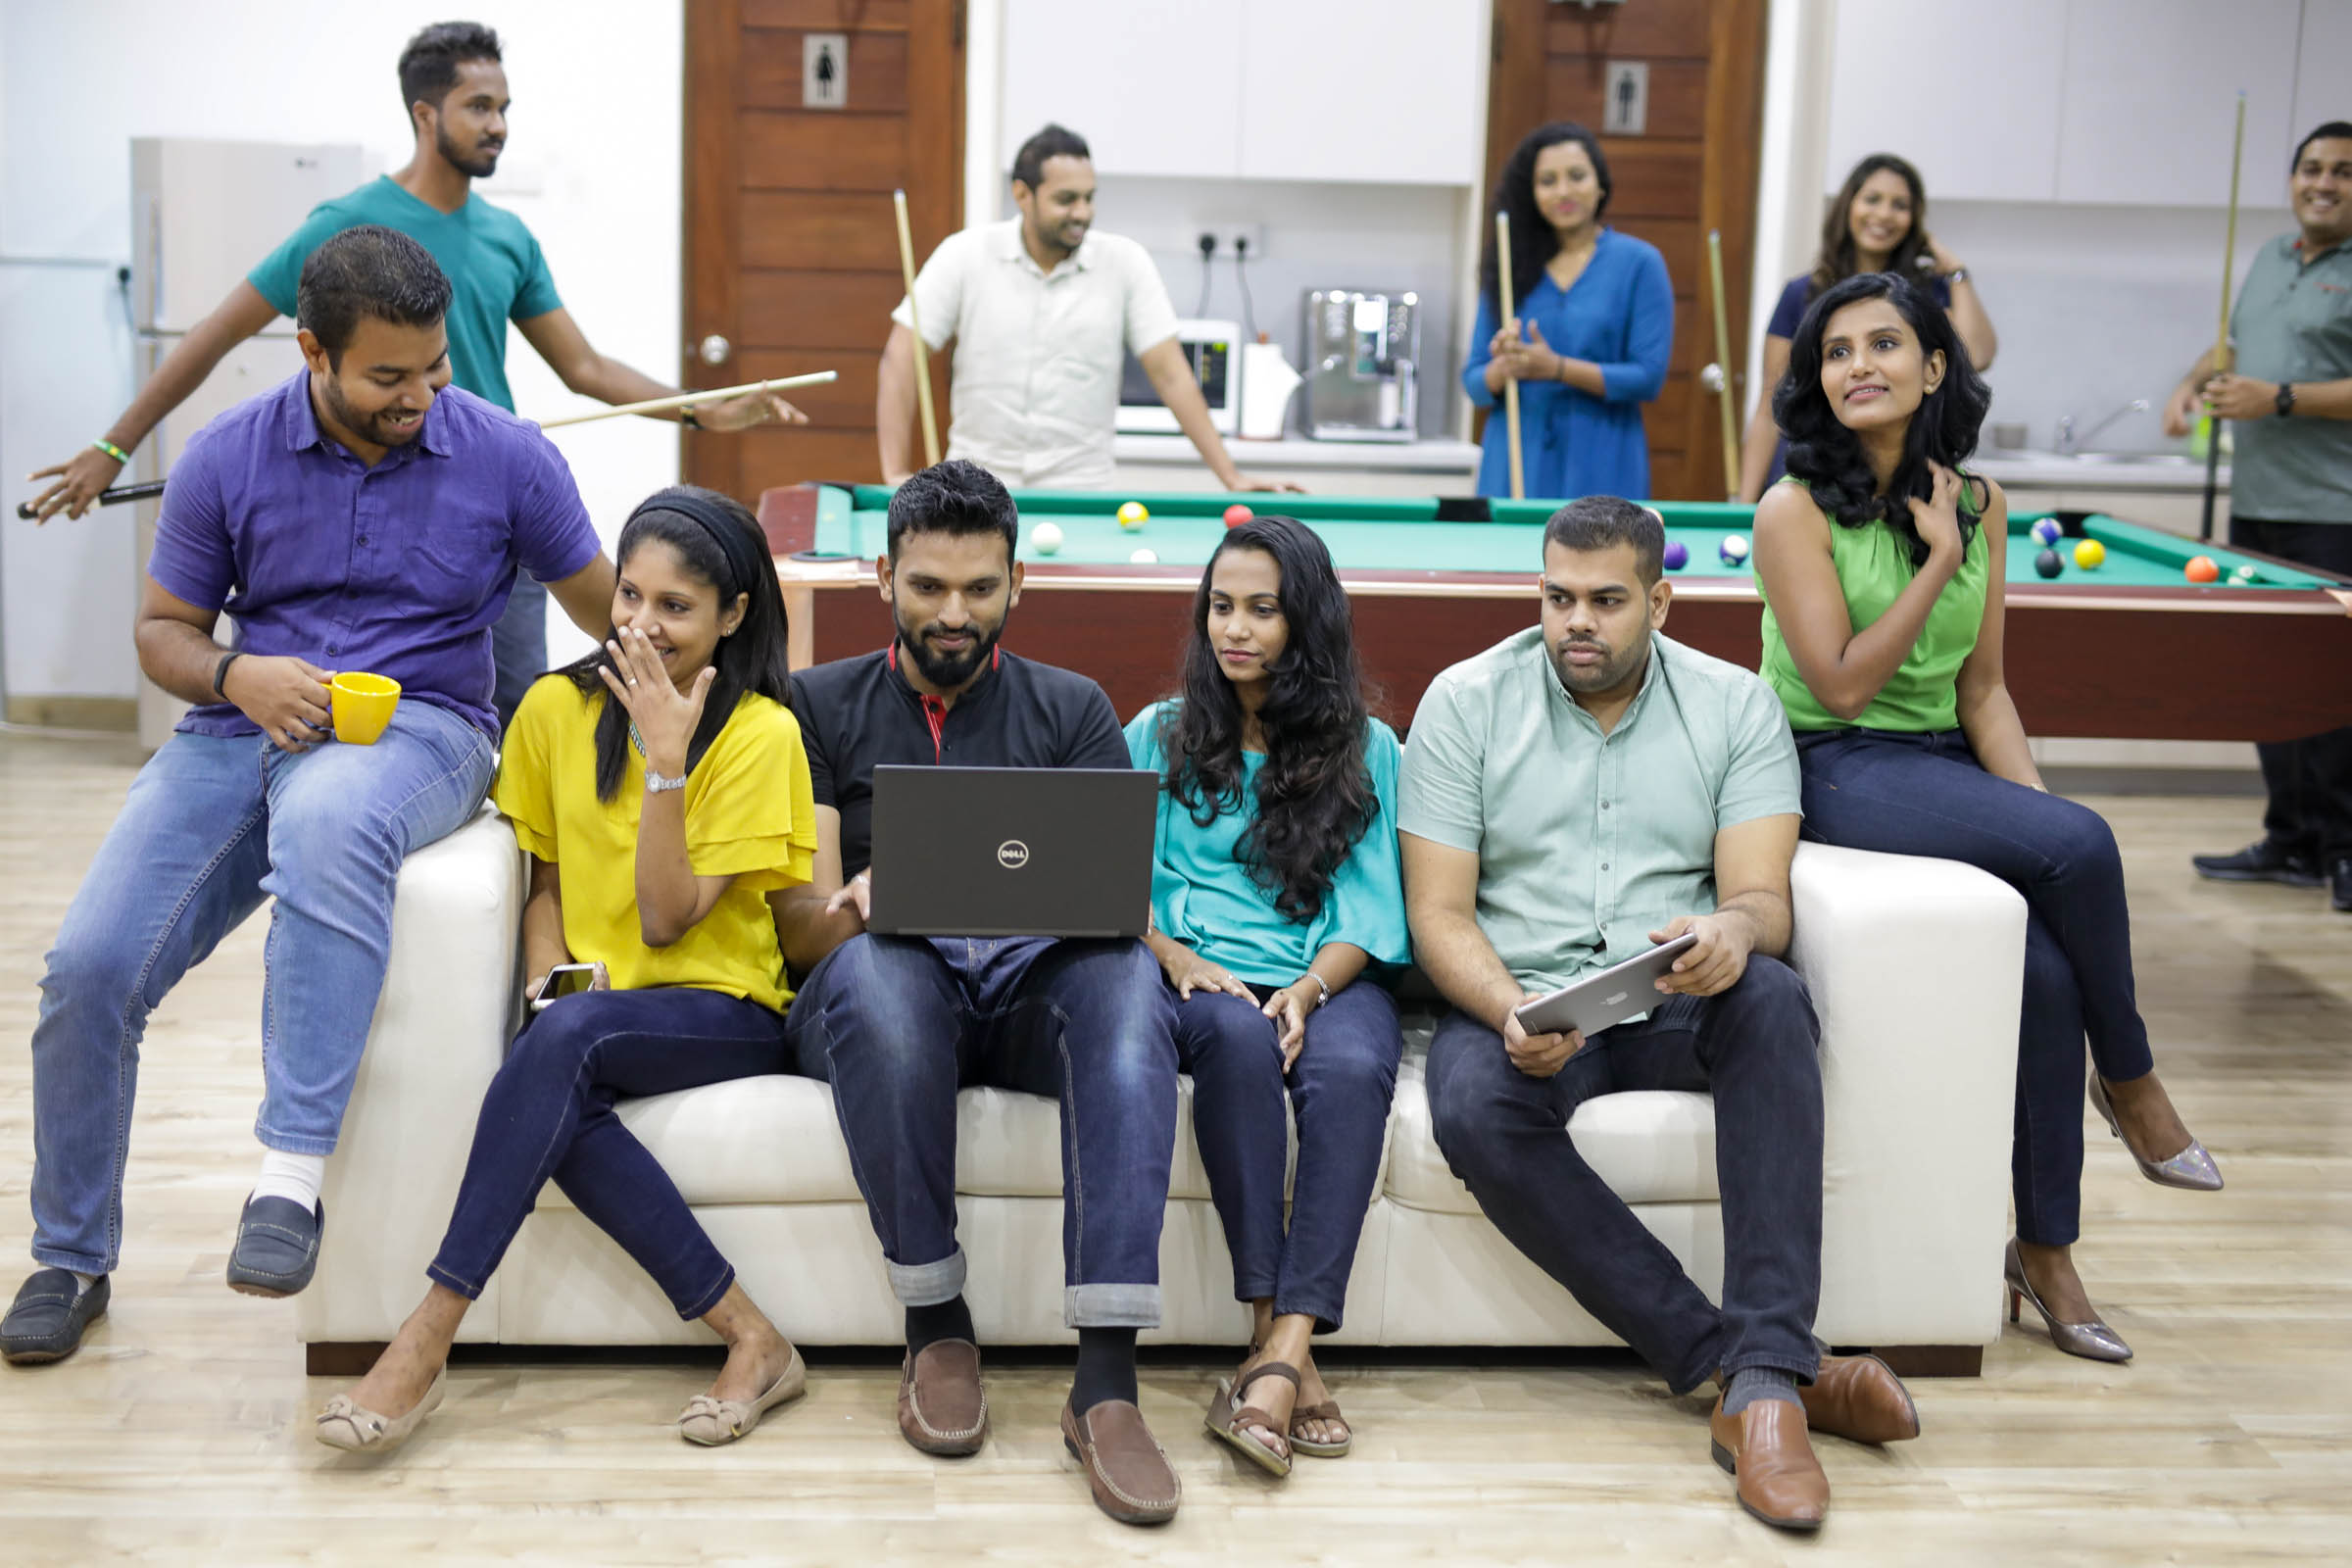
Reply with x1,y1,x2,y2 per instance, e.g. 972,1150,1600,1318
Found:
783,935,1179,1328
428,987,789,1319
491,574,548,730
1426,956,1823,1396
28,702,494,1273
1172,980,1401,1333
1793,727,2158,1248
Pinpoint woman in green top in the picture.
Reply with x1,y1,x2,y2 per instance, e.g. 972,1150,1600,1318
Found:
1753,273,2221,1365
1127,515,1408,1480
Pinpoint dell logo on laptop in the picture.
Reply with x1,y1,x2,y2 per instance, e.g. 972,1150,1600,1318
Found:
997,840,1030,869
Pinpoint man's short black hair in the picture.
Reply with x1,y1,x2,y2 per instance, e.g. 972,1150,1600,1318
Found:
2293,121,2352,170
399,21,502,118
1011,123,1091,191
1543,495,1664,585
886,460,1019,564
297,226,453,368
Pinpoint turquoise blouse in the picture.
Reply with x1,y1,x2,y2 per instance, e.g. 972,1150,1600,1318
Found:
1124,702,1410,988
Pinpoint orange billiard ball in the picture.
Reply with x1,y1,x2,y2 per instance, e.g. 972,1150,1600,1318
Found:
2184,555,2220,583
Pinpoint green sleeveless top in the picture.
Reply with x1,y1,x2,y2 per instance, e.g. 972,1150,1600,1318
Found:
1758,478,1990,733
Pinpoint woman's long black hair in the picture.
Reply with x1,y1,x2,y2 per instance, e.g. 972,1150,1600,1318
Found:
1156,516,1377,926
555,485,795,801
1773,272,1993,565
1811,154,1934,291
1479,121,1612,317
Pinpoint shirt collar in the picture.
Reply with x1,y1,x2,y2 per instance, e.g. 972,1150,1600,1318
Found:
993,217,1094,277
277,371,455,461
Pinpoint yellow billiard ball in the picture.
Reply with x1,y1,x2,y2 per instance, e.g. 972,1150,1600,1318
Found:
2072,539,2106,569
1116,501,1149,530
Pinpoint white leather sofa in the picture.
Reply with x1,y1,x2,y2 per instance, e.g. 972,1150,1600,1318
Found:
300,811,2026,1376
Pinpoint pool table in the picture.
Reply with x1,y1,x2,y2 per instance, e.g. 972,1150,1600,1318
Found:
758,486,2352,743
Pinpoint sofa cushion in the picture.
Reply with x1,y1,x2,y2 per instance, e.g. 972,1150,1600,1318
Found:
1381,1052,1720,1215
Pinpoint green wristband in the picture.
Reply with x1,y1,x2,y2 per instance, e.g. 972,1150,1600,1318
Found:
91,438,130,465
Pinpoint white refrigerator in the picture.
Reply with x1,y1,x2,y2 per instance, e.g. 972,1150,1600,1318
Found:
128,137,367,749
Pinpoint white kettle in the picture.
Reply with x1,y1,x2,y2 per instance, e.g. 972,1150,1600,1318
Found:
1238,338,1302,441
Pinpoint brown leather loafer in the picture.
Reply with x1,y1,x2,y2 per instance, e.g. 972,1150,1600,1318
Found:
1709,1396,1828,1532
1060,1398,1180,1526
898,1338,988,1456
1801,1353,1921,1445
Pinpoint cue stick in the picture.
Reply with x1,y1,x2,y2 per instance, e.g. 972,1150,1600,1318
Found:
535,371,838,429
2200,90,2247,543
1495,209,1525,501
16,478,166,521
1706,228,1740,501
893,188,943,468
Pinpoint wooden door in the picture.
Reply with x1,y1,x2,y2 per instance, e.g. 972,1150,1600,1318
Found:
1484,0,1768,502
682,0,964,502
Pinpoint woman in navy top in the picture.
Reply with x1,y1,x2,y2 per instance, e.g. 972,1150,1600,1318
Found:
1462,122,1673,500
1739,153,2000,500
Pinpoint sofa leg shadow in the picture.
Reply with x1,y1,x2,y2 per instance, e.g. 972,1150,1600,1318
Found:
1869,1345,1984,1378
306,1341,390,1377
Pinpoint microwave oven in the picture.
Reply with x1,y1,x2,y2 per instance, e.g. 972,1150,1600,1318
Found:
1115,318,1240,435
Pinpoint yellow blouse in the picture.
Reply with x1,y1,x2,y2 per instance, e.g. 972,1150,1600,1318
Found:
492,675,817,1011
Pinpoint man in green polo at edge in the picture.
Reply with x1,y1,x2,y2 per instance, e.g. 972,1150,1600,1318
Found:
2165,121,2352,914
24,21,804,725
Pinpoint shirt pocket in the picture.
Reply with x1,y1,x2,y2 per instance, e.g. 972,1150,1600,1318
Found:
403,507,513,612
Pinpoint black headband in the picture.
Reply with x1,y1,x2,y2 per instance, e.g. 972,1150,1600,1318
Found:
627,491,765,602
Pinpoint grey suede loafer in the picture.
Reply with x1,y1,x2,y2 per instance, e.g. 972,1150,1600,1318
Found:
225,1194,324,1298
2,1268,110,1364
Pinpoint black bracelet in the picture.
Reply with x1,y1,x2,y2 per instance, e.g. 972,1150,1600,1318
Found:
213,650,243,698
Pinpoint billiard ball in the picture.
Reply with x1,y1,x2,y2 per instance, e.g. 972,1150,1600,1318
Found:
1116,501,1149,530
2184,555,2220,583
2230,564,2260,585
2034,548,2064,579
1223,503,1253,528
2072,539,2106,569
1662,540,1690,571
1129,547,1158,564
2030,517,2062,547
1032,522,1064,556
1718,534,1750,566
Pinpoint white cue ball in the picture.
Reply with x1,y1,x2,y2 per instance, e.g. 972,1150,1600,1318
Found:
1129,547,1158,564
1032,522,1064,556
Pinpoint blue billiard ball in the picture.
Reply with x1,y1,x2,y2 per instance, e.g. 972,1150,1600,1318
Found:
1662,540,1690,570
1718,534,1750,566
2031,517,2063,547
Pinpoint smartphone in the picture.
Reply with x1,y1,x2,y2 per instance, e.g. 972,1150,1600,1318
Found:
530,961,607,1012
1511,934,1701,1039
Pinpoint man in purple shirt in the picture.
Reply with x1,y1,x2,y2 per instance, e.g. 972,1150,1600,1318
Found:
2,226,614,1366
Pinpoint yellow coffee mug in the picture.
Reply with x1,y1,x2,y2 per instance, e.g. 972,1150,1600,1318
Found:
329,671,402,746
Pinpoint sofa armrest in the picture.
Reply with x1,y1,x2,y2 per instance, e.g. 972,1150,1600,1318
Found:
297,808,524,1345
1788,842,2025,1347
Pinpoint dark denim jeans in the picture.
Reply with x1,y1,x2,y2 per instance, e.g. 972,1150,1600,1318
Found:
1425,956,1823,1396
490,573,548,731
2231,516,2352,863
783,934,1179,1328
427,986,790,1320
1794,726,2157,1247
1171,979,1402,1333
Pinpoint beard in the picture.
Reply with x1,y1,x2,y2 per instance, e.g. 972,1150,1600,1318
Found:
897,608,1006,689
319,374,426,450
436,122,501,179
1549,630,1649,697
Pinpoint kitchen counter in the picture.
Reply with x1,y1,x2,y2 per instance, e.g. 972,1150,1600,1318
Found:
1971,451,2230,492
1109,432,1484,498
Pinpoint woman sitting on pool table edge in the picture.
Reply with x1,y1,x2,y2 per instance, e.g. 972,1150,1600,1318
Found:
1750,271,2222,1365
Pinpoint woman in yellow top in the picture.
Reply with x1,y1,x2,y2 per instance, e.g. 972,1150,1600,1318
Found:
315,487,818,1451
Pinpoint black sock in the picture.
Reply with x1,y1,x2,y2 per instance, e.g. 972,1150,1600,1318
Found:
1070,1326,1139,1414
904,1295,974,1356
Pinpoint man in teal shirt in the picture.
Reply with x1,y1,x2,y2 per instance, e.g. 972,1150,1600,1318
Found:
27,21,804,722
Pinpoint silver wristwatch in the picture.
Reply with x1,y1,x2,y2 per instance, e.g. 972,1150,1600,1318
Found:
644,766,689,794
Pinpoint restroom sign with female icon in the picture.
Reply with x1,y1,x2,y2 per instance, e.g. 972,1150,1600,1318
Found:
805,33,848,109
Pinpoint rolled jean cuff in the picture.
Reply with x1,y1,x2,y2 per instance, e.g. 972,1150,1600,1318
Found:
1066,1282,1160,1330
29,1244,112,1276
251,1121,339,1157
1273,1292,1347,1336
889,1249,967,1307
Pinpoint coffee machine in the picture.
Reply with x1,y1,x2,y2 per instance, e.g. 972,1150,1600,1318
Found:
1302,289,1420,442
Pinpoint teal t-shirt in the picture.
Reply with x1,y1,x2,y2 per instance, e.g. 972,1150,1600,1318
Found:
248,176,562,413
1124,702,1410,989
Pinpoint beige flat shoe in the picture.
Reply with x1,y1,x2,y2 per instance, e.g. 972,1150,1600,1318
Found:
316,1368,446,1453
678,1347,808,1446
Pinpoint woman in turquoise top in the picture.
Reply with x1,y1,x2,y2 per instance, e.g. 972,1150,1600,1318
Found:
1125,515,1407,1480
1753,273,2220,1367
1462,122,1674,500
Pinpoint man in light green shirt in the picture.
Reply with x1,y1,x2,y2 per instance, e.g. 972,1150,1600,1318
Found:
1398,496,1919,1533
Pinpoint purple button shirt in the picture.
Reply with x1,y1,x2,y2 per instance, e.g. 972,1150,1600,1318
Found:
149,372,601,742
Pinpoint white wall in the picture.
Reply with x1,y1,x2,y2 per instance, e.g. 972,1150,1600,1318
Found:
0,0,683,702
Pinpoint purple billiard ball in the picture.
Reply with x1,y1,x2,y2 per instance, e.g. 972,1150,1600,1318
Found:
1662,540,1690,571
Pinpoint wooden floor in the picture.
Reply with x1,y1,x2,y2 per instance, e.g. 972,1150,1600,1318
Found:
0,733,2345,1564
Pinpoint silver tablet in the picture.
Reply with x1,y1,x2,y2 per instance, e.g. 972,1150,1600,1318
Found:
1511,934,1701,1038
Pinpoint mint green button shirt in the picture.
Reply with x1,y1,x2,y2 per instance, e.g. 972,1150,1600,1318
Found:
1398,628,1801,997
1125,702,1410,988
2229,233,2352,524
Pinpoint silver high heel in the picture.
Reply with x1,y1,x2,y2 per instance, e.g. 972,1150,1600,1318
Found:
2089,1074,2224,1191
2004,1240,2132,1363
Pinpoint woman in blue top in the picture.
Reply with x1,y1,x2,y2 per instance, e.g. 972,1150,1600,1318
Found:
1462,122,1673,500
1124,515,1407,1480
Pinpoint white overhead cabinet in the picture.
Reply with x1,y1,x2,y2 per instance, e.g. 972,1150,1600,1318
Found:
1000,0,1482,184
1824,0,2066,202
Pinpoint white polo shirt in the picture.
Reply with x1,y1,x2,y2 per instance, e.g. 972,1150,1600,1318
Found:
892,218,1180,490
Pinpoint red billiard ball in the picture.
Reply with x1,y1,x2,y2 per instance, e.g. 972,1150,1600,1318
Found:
2183,555,2220,583
1223,503,1253,529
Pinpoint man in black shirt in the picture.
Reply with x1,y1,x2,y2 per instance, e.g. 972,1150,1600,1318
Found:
779,462,1183,1526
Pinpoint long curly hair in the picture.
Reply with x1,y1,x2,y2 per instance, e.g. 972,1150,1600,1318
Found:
1773,272,1992,565
1479,122,1612,315
1155,516,1377,926
1811,154,1935,292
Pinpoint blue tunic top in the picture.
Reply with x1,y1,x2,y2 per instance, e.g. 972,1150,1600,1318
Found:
1461,227,1673,501
1124,703,1410,989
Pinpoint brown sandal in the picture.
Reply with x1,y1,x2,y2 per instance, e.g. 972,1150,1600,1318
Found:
1205,1359,1299,1478
1289,1394,1352,1458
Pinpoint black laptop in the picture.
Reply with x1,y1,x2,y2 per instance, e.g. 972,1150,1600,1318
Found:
863,765,1158,938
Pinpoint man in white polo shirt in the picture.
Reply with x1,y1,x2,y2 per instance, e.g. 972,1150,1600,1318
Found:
877,123,1294,493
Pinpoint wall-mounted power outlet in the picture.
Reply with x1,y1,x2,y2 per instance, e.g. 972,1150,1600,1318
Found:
1211,221,1267,261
